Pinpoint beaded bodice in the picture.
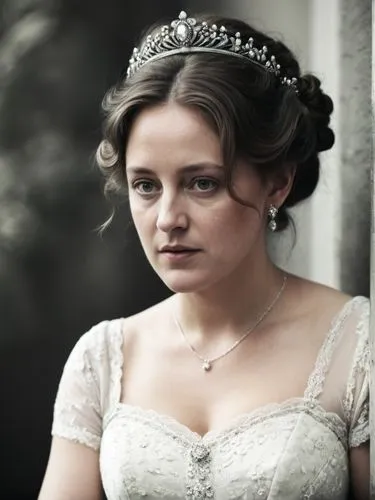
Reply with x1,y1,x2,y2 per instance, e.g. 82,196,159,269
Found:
52,296,369,499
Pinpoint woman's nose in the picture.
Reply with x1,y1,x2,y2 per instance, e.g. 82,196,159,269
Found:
156,194,188,233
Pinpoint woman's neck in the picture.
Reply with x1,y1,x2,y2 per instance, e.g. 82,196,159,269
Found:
173,254,287,346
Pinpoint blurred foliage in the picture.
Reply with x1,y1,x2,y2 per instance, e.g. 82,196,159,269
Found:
0,0,185,347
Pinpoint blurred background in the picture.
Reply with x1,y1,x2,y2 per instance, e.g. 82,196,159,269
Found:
0,0,371,498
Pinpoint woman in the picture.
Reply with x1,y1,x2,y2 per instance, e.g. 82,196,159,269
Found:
38,10,370,500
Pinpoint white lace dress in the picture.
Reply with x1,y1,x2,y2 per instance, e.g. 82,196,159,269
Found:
52,296,370,499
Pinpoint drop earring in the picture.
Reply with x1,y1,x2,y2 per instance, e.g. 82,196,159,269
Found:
268,205,278,232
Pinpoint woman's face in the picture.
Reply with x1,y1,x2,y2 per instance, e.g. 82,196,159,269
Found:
126,102,272,293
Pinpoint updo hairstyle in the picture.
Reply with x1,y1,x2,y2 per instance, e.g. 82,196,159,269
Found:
96,14,335,231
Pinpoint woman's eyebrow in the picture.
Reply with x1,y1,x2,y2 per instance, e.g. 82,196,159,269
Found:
126,163,225,175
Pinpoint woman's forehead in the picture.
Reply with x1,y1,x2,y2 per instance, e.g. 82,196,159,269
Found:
126,103,223,165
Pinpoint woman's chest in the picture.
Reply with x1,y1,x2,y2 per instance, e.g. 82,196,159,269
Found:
120,337,316,437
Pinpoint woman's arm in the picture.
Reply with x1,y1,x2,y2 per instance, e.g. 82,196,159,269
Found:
349,442,370,500
38,436,102,500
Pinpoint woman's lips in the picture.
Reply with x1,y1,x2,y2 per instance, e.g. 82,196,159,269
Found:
160,249,201,261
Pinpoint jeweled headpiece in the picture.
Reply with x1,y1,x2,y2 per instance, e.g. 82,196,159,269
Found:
126,11,298,92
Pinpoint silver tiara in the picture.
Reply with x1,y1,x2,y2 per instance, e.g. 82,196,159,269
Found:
126,11,298,92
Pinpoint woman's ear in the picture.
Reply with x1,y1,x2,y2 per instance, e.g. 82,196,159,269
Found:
267,163,296,207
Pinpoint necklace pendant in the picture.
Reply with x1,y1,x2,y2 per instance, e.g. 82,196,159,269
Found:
202,360,212,371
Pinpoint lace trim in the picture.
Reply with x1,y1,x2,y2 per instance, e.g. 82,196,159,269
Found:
104,398,347,447
108,319,125,406
304,296,366,400
349,400,369,447
349,428,369,448
343,300,370,421
52,422,101,451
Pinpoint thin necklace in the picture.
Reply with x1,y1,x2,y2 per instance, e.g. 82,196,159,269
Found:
173,275,288,372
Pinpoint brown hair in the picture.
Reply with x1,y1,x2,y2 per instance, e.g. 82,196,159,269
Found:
96,14,334,231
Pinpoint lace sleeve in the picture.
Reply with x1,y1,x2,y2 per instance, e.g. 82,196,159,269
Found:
344,300,370,448
51,327,103,451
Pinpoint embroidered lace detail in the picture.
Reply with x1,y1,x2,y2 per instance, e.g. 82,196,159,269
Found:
340,299,370,447
52,422,101,450
349,400,369,447
302,449,348,499
304,297,365,400
52,320,125,450
51,326,103,449
343,301,369,415
108,319,125,405
186,443,214,499
104,398,347,448
101,401,349,500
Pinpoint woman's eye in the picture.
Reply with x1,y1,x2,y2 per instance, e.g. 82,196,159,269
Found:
133,180,156,194
192,178,218,192
131,178,218,196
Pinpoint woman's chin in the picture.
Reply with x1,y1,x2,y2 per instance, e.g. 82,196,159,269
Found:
158,272,212,294
164,281,206,294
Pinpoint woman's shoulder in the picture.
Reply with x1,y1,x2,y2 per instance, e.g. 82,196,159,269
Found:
76,296,174,357
282,275,367,344
73,317,124,353
120,296,176,351
287,274,368,313
61,318,126,378
286,275,368,340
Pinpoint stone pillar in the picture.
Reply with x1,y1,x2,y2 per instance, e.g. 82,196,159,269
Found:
370,1,375,495
338,0,371,296
310,0,371,296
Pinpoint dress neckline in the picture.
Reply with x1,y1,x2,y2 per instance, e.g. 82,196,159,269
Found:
104,397,347,448
103,297,367,445
104,296,367,442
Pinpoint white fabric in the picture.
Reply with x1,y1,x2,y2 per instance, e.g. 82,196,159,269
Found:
52,296,370,499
